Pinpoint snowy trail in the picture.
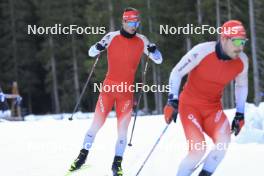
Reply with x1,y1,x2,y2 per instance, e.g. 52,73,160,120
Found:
0,105,264,176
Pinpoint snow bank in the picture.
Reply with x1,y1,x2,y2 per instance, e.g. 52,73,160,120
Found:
234,102,264,143
19,102,264,144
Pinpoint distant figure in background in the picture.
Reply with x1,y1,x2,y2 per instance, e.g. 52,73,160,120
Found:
164,20,249,176
0,91,11,119
0,86,22,119
69,7,162,176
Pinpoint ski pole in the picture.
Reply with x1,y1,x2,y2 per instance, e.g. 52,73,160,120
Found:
68,54,100,121
135,124,170,176
128,55,150,146
192,157,206,172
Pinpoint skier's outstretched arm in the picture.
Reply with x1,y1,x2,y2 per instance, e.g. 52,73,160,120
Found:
144,43,163,64
232,52,249,136
137,34,163,64
88,32,117,57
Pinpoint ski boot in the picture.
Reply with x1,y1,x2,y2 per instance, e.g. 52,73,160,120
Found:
69,149,89,171
112,156,123,176
198,169,212,176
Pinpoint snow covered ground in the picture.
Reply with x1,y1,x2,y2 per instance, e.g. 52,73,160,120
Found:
0,103,263,176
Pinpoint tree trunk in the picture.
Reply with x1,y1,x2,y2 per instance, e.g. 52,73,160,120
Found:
227,0,231,19
11,81,22,119
186,36,192,51
49,36,60,113
28,89,32,114
249,0,261,105
197,0,202,25
147,0,159,114
108,0,115,31
156,66,163,114
71,35,80,105
9,0,18,81
69,0,80,107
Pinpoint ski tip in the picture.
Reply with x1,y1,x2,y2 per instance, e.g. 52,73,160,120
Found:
65,171,72,176
65,164,92,176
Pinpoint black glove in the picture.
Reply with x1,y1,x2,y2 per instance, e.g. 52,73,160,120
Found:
164,98,178,124
231,112,245,136
147,44,157,53
95,43,106,51
169,99,178,123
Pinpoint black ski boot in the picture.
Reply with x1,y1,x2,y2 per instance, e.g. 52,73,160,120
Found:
198,169,212,176
112,156,123,176
69,149,89,171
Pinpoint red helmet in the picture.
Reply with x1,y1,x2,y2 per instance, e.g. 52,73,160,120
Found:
221,20,246,38
122,9,140,22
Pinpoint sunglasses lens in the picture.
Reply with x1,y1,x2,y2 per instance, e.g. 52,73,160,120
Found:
127,21,140,28
232,39,247,47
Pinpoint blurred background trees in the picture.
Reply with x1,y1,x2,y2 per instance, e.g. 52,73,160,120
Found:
0,0,263,115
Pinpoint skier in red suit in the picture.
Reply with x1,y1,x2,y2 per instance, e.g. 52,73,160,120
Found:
69,7,162,176
164,20,248,176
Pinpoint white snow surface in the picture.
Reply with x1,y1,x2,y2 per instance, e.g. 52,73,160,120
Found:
0,103,263,176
